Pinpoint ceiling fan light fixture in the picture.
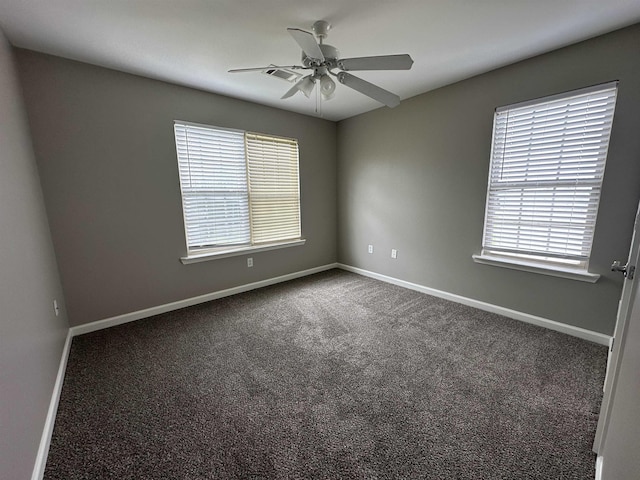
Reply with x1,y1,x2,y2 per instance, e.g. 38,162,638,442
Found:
297,76,316,98
320,74,336,100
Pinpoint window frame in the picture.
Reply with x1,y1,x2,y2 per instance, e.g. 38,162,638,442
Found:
173,120,304,264
473,82,619,282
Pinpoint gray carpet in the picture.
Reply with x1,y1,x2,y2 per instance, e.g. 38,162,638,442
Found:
45,269,607,479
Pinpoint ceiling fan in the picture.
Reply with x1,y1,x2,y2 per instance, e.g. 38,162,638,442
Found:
229,20,414,108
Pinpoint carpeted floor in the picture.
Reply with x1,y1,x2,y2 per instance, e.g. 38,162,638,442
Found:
45,269,607,479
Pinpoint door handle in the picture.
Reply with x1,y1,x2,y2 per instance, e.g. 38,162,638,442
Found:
612,260,635,280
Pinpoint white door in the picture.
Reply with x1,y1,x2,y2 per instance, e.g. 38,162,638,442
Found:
593,201,640,453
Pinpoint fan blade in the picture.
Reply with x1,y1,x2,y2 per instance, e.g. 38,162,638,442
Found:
229,65,306,73
337,72,400,108
338,54,414,71
281,84,300,99
287,28,325,61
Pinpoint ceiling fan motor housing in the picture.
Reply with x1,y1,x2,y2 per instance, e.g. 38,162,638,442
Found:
301,44,339,69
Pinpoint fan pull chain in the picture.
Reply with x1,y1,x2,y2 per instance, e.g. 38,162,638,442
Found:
315,82,322,117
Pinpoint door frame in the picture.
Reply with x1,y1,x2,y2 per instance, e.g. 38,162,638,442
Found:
593,201,640,453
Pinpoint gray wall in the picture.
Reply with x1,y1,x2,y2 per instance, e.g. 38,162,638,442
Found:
15,51,337,327
0,30,69,480
337,24,640,335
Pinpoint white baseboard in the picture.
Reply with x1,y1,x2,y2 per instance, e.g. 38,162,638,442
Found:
31,330,73,480
70,263,339,337
337,264,611,346
595,455,603,480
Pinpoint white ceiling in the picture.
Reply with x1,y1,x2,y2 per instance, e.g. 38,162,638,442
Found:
1,1,640,121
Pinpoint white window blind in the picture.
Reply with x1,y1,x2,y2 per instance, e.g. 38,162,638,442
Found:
482,82,618,269
174,123,250,249
174,122,301,253
246,133,301,244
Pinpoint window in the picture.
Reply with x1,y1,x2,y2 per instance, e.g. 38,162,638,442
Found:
475,82,618,281
174,121,302,260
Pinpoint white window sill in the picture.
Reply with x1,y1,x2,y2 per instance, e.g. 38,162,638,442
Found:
181,239,306,264
472,254,600,283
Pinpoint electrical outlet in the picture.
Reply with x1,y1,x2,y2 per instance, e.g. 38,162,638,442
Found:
368,244,374,254
391,249,398,259
247,257,253,268
53,299,60,316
